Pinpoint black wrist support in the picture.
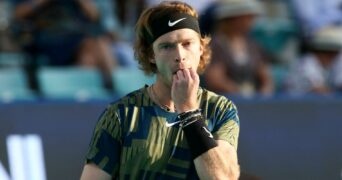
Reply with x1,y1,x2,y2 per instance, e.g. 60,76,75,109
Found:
182,116,218,160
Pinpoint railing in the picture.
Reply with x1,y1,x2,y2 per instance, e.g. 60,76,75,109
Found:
0,96,341,180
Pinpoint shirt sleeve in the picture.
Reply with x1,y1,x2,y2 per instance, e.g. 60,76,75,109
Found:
85,106,122,176
212,98,240,150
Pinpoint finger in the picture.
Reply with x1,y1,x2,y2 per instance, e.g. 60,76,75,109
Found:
172,74,177,90
183,68,191,81
177,69,186,80
172,74,180,89
189,68,199,82
172,73,179,84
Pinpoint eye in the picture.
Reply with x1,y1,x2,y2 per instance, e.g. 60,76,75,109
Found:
183,41,191,47
160,43,173,50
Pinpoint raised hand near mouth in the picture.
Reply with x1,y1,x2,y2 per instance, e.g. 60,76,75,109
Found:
171,67,199,113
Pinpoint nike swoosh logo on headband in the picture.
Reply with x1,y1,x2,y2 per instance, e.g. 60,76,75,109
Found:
168,18,186,27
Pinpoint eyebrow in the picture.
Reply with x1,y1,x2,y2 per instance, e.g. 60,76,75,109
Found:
157,38,196,47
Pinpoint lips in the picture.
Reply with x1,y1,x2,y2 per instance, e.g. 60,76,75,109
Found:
173,68,192,74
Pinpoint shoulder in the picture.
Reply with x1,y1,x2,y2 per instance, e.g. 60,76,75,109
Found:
100,87,150,118
200,88,237,110
108,87,149,109
200,88,239,121
201,88,240,147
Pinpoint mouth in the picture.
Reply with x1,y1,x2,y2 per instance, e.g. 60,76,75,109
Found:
173,68,192,75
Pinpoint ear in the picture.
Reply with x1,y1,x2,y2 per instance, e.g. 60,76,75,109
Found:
149,49,156,63
199,43,204,56
150,57,156,64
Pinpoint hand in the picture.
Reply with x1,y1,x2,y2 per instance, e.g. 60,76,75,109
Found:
171,68,199,113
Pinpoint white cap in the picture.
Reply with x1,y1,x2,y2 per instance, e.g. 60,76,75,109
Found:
214,0,263,20
310,27,342,51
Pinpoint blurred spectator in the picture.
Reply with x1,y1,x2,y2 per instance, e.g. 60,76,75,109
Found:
289,0,342,39
250,0,299,64
0,1,20,52
93,0,138,68
101,0,145,42
285,28,342,95
146,0,217,13
201,0,274,97
11,0,116,89
289,0,342,59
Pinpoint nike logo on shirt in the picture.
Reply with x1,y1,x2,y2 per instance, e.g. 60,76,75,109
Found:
165,120,182,127
168,18,186,27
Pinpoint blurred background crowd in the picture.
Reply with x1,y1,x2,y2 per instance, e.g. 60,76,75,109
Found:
0,0,342,102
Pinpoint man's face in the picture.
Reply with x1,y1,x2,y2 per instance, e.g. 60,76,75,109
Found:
151,28,203,86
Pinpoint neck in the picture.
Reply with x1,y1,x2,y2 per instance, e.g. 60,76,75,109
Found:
150,81,175,112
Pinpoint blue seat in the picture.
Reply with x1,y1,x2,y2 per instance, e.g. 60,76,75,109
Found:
0,52,26,67
112,68,155,96
37,67,111,101
0,68,37,102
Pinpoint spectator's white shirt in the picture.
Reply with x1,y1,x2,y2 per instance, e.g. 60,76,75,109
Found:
286,53,342,93
331,53,342,87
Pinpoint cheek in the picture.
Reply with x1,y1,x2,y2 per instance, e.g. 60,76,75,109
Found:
155,59,170,73
155,61,174,82
193,47,202,62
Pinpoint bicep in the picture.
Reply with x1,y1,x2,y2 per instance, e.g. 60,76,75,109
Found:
80,163,111,180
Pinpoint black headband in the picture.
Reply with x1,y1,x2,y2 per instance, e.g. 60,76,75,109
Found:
147,12,200,44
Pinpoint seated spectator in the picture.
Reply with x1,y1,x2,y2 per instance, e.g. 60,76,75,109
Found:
289,0,342,59
11,0,116,89
201,0,274,97
94,0,138,68
289,0,342,39
285,28,342,95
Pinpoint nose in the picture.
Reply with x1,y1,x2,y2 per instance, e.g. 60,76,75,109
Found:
175,57,185,63
175,44,186,63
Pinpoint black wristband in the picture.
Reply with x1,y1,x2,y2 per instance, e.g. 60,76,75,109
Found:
177,109,202,120
182,116,218,160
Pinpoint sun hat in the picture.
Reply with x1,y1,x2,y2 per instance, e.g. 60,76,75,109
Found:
214,0,263,20
309,27,342,51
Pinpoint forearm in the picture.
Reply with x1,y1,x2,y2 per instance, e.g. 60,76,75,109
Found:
179,110,240,179
257,64,274,95
80,163,112,180
77,0,99,21
208,75,239,93
194,141,240,180
259,74,274,95
204,65,239,93
14,0,47,19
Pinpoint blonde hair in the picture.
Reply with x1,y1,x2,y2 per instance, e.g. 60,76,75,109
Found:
134,1,211,75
